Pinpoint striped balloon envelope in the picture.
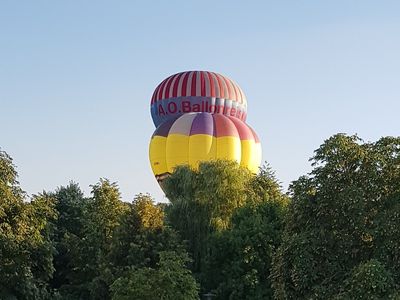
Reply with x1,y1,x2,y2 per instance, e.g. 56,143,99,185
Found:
150,71,247,127
149,112,261,183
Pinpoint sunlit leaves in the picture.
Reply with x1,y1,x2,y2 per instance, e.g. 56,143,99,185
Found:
272,134,400,299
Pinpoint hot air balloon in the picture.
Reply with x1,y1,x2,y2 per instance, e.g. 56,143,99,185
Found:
150,71,247,127
149,112,261,183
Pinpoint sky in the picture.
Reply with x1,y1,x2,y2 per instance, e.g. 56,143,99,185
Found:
1,1,399,202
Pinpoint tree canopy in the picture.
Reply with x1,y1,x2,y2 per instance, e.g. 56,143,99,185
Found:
164,160,288,296
272,134,400,299
1,133,399,299
0,150,57,299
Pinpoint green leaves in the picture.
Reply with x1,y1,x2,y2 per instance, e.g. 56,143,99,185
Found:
2,133,399,299
0,150,57,300
164,160,254,276
205,201,287,299
337,259,397,300
110,251,199,300
164,160,288,298
272,134,400,299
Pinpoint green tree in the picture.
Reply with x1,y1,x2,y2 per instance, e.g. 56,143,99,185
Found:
110,251,199,300
132,193,164,229
272,134,400,299
27,193,58,295
83,179,129,299
206,201,286,300
0,150,56,299
204,167,288,299
100,194,198,299
87,179,129,249
49,182,90,299
164,160,254,276
336,259,398,300
107,194,173,270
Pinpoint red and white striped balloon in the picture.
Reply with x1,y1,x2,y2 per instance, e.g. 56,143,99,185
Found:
150,71,247,127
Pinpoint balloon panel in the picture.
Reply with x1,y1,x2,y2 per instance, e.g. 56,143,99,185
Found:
241,140,262,173
148,135,167,176
188,134,215,165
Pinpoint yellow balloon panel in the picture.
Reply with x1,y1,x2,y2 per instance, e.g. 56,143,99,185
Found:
188,134,216,168
240,140,262,173
240,140,255,169
252,143,262,173
165,134,190,173
216,136,241,163
149,136,167,175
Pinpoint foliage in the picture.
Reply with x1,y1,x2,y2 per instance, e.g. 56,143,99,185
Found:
2,133,400,299
82,179,129,299
85,191,195,300
249,165,287,204
336,259,397,300
164,160,289,297
165,160,253,230
164,160,254,275
49,182,90,299
107,193,185,272
205,201,287,299
132,193,164,229
272,134,400,299
110,251,199,300
203,166,288,299
86,179,129,249
0,150,57,299
0,150,198,299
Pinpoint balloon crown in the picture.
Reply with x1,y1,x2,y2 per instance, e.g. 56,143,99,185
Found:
150,71,248,127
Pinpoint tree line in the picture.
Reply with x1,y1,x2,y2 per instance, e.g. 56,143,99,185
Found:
1,133,400,299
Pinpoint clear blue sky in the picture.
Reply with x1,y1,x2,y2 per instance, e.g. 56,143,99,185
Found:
1,1,399,201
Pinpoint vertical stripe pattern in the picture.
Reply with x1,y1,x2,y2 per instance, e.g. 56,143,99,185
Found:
151,71,246,105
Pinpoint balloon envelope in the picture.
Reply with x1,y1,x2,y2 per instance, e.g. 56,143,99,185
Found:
150,71,248,127
149,112,261,183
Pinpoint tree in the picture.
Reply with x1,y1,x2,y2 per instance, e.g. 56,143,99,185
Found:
82,179,129,299
87,179,129,249
336,259,398,300
105,194,198,299
131,193,164,229
164,160,254,276
272,134,400,299
49,182,90,298
164,160,290,297
107,193,181,271
205,201,286,299
204,166,288,299
27,193,58,295
0,150,56,299
110,251,199,300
